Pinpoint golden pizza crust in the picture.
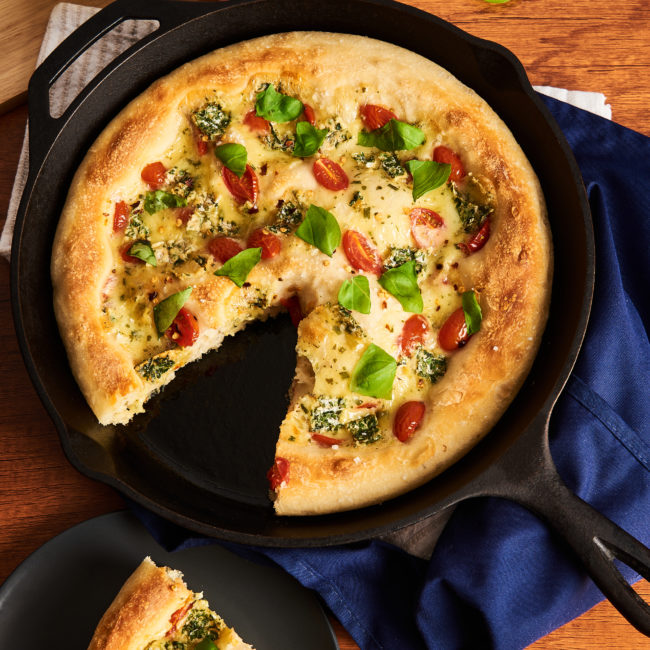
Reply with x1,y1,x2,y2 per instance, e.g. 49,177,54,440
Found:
52,32,551,515
87,557,252,650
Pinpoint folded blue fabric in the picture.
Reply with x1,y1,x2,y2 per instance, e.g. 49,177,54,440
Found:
131,96,650,649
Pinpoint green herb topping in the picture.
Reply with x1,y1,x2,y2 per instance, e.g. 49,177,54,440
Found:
213,247,262,287
384,247,426,275
350,343,397,399
153,287,192,335
451,183,494,233
168,168,195,198
326,120,352,148
264,124,294,152
379,152,406,178
137,355,175,381
348,414,381,445
181,607,222,640
124,211,149,240
268,201,303,234
338,275,371,314
144,190,187,215
333,305,364,336
191,102,231,140
255,83,303,122
416,348,447,383
310,396,345,431
295,204,341,257
128,241,157,266
352,152,376,166
357,118,425,152
462,290,482,335
378,261,423,313
293,121,328,157
349,191,363,207
215,142,247,176
406,160,451,200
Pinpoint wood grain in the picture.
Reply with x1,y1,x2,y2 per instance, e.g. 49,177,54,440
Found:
0,0,648,135
0,2,648,648
0,0,110,112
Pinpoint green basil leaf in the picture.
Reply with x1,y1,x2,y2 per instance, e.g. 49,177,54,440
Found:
144,190,187,214
195,639,218,650
483,0,510,3
338,275,371,314
215,142,247,177
255,84,303,122
295,204,341,257
213,247,261,287
378,260,423,313
350,343,397,399
292,121,328,157
406,160,451,200
357,118,425,152
128,241,157,266
462,290,483,335
153,287,192,335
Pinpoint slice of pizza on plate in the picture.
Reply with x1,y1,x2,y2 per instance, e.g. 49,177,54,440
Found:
88,557,253,650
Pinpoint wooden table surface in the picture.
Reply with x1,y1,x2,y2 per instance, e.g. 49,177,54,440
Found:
1,1,648,648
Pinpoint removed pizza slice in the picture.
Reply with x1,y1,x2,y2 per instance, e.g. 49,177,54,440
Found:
88,557,253,650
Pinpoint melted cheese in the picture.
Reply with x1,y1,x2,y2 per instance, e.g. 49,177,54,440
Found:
104,82,490,439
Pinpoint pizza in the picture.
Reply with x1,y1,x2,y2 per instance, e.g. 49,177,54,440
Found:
51,32,551,515
87,557,253,649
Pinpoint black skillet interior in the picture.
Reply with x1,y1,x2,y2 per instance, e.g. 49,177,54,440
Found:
12,0,592,545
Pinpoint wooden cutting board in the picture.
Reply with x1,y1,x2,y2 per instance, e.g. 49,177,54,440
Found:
0,0,111,113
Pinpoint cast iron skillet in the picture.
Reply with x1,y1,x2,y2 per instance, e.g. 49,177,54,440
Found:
11,0,650,634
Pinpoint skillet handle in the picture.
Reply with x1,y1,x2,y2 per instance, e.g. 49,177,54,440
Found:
26,0,208,168
510,446,650,636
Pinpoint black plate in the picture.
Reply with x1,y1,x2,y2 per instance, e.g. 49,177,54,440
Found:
0,511,337,650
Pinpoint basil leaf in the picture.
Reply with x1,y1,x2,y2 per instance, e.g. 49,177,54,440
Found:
213,247,261,287
406,160,451,200
153,287,192,335
484,0,510,3
295,204,341,257
215,143,247,177
378,260,423,313
144,190,187,214
338,275,371,314
350,343,397,399
195,639,218,650
292,121,328,158
128,241,157,266
462,290,482,335
255,84,303,122
357,118,425,152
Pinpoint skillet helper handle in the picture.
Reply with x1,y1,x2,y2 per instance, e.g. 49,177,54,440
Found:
517,460,650,636
26,0,202,167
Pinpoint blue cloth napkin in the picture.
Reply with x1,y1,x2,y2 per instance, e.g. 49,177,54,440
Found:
131,96,650,649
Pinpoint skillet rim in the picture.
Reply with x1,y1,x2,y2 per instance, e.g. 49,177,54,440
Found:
10,0,594,546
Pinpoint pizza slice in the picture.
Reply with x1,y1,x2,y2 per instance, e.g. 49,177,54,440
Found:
88,557,253,650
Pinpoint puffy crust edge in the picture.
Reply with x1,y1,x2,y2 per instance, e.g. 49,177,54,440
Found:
87,557,191,650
